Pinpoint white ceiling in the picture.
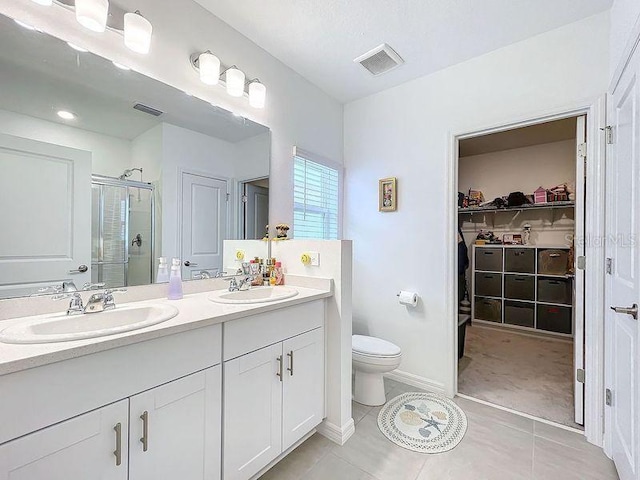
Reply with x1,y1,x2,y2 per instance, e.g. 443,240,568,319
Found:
0,14,267,142
194,0,612,103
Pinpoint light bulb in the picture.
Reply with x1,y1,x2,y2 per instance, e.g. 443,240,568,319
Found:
57,110,76,120
75,0,109,33
199,52,220,85
249,81,266,108
124,11,152,55
226,68,245,97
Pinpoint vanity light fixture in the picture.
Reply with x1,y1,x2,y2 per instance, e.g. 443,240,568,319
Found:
67,42,89,53
226,67,245,97
75,0,109,33
57,110,77,120
31,0,53,6
248,80,266,109
112,61,130,71
124,11,152,54
196,52,221,85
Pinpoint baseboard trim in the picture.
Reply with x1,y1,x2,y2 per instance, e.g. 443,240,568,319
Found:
316,418,355,446
384,370,446,395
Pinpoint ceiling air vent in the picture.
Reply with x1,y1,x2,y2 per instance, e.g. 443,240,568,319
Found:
133,103,163,117
354,43,404,76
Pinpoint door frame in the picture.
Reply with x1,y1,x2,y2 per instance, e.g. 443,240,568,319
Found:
177,167,231,273
445,98,607,447
237,175,269,240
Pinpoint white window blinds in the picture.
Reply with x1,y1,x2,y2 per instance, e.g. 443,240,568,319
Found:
293,149,341,240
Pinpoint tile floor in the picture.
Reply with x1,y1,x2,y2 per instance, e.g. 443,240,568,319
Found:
259,379,618,480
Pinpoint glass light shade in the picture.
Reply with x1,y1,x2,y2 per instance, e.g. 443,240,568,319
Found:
199,52,220,85
249,81,266,108
226,68,245,97
31,0,53,5
124,12,152,54
75,0,109,33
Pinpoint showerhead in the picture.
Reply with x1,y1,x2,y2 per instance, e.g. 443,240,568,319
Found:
118,167,143,180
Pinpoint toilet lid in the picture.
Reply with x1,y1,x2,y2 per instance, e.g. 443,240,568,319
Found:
352,335,401,357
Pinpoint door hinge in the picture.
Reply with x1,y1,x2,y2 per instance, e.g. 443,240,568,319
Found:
241,194,248,203
601,126,614,145
577,256,586,270
605,388,613,406
577,368,585,384
606,257,613,275
577,143,587,158
226,193,230,201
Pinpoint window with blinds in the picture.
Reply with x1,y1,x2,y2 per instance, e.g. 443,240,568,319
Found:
293,151,341,240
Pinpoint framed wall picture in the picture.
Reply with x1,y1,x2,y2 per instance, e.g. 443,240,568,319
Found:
379,177,397,212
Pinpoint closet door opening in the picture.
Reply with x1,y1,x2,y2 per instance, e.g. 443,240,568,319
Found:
455,116,586,430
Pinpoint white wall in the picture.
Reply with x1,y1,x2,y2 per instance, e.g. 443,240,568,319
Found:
459,139,576,247
1,0,344,233
610,0,640,79
344,13,609,393
0,108,131,177
234,132,271,181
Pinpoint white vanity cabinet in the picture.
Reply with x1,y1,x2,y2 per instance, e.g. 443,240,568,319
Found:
223,301,325,480
0,399,130,480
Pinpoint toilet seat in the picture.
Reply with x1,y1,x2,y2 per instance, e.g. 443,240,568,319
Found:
352,335,401,357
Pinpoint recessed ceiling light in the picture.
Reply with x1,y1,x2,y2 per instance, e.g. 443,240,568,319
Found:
112,61,130,71
57,110,77,120
14,19,37,31
67,42,89,53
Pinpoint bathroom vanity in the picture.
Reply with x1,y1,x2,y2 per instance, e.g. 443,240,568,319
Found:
0,285,331,480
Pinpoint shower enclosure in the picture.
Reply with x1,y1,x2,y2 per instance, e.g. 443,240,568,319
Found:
91,175,155,288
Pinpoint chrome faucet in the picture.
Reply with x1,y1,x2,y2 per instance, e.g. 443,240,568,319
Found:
54,288,127,315
225,263,255,292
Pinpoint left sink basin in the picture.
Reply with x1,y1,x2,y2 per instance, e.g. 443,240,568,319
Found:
0,304,179,344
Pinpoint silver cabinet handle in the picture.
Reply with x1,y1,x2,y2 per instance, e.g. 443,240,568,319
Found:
287,351,294,376
69,264,88,274
140,411,149,452
114,423,122,466
184,261,198,267
276,355,283,381
611,304,638,320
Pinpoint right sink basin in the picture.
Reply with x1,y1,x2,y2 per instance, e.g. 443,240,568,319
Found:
209,286,299,304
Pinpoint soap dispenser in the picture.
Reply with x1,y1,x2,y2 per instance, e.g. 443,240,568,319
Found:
168,258,183,300
156,257,169,283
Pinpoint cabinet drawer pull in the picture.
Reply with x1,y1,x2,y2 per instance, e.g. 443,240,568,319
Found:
276,355,283,381
114,423,122,466
140,411,149,452
287,351,294,376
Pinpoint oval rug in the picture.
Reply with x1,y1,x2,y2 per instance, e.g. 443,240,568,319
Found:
377,392,467,453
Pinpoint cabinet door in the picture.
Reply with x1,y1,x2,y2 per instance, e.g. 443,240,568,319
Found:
282,327,325,450
129,366,221,480
0,400,128,480
223,343,283,480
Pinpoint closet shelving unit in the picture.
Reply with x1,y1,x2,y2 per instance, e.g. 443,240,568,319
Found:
470,244,574,337
458,201,575,227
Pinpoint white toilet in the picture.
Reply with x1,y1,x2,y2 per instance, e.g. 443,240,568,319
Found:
352,335,402,406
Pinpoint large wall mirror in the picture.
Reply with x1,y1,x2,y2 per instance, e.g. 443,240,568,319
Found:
0,14,270,299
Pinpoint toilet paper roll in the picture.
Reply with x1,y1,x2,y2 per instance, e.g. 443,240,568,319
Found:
398,290,418,307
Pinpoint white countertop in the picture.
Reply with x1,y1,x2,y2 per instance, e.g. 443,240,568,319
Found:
0,285,332,376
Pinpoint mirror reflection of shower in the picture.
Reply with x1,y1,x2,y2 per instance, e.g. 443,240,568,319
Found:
91,174,154,289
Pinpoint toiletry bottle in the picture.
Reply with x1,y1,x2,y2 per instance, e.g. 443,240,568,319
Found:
250,260,262,286
274,261,284,286
156,257,169,283
168,258,183,300
269,269,277,286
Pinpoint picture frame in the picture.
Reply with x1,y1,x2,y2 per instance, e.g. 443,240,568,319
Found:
379,177,397,212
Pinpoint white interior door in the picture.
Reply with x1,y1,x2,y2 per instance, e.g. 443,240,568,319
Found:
180,172,227,279
0,133,91,297
606,46,640,480
574,115,587,425
244,183,269,240
129,367,221,480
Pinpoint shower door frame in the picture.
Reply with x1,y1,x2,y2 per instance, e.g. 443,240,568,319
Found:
91,175,155,287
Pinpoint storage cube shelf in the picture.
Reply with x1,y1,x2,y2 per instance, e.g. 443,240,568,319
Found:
471,244,574,336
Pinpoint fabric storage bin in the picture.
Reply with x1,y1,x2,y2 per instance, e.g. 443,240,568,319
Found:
538,249,569,275
475,248,503,271
504,274,535,301
537,305,572,334
504,248,535,273
475,272,502,297
474,297,502,323
504,301,535,328
538,277,572,305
